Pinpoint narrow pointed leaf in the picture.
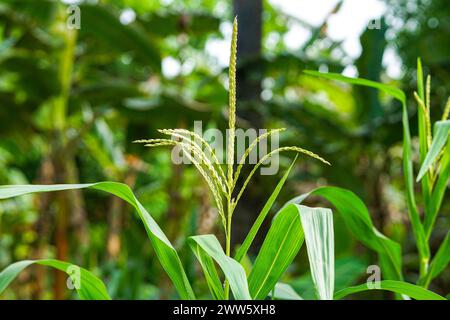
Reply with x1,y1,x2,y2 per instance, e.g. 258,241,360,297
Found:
248,204,304,300
0,259,110,300
188,235,251,300
417,120,450,181
0,183,195,299
190,243,224,300
298,205,334,299
269,283,303,300
248,204,334,300
427,231,450,282
290,186,403,280
234,158,297,262
304,70,406,104
334,280,445,300
425,140,450,236
305,70,429,267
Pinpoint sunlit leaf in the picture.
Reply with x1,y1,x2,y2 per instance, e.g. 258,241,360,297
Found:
269,283,303,300
249,204,334,300
305,71,429,271
290,186,402,281
334,280,445,300
426,231,450,283
417,120,450,181
234,157,297,262
424,140,450,237
188,235,251,300
0,259,110,300
0,183,195,299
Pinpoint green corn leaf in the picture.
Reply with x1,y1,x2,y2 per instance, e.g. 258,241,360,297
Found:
189,241,224,300
0,183,195,300
426,231,450,284
303,70,406,104
249,204,334,300
299,205,334,300
305,70,429,269
269,283,303,300
234,157,297,263
0,259,110,300
248,204,303,300
425,139,450,237
334,280,445,300
290,186,403,280
417,120,450,182
188,235,251,300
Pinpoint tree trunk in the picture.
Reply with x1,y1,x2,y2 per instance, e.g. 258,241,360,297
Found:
231,0,265,253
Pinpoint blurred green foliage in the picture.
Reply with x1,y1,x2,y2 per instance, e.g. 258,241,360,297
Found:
0,0,448,299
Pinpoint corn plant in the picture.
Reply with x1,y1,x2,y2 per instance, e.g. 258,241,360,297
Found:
0,19,445,301
304,58,450,291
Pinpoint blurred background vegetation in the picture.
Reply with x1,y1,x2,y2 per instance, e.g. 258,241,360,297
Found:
0,0,448,299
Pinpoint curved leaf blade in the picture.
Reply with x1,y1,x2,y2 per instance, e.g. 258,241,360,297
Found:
190,243,224,300
0,182,195,299
269,283,303,300
298,205,334,300
303,70,406,104
234,157,297,263
304,70,429,264
334,280,445,300
425,140,450,237
427,231,450,283
417,120,450,181
188,235,251,300
248,204,303,300
0,259,110,300
291,186,403,281
249,204,334,300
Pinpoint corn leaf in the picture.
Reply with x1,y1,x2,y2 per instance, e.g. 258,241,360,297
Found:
248,204,303,300
290,186,403,280
248,204,334,300
188,235,251,300
0,259,110,300
269,283,303,300
299,205,334,299
234,157,297,263
305,70,429,267
0,183,195,299
191,245,224,300
304,70,406,103
425,139,450,237
334,280,445,300
427,231,450,283
417,120,450,181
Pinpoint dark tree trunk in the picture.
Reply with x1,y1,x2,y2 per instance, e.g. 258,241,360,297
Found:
233,0,263,119
231,0,265,254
